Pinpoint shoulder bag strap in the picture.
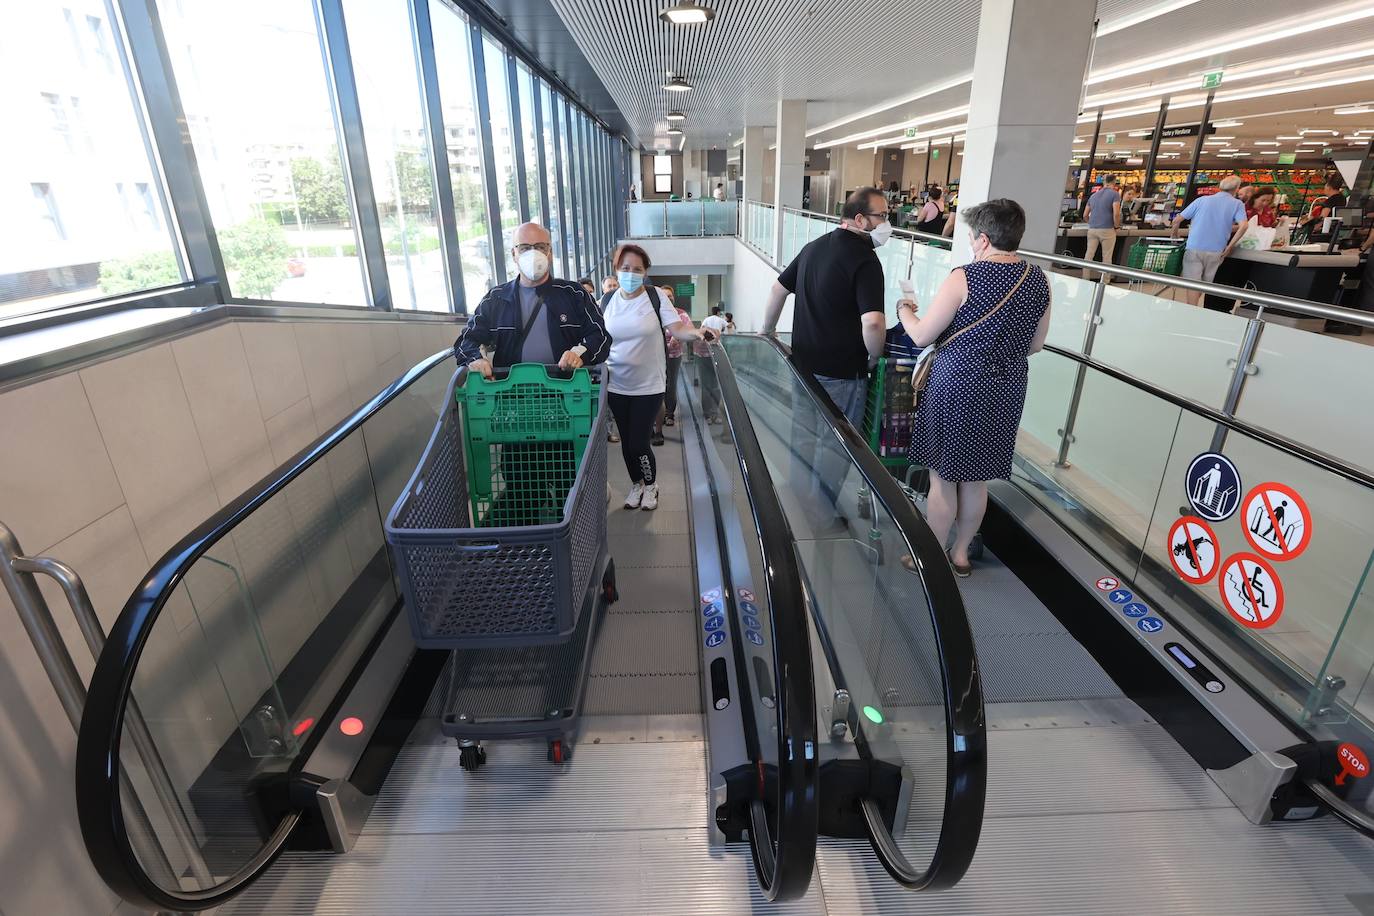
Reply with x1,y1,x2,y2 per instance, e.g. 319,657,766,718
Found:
931,261,1032,356
511,286,547,357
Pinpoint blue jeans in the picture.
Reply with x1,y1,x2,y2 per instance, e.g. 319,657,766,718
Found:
791,373,867,531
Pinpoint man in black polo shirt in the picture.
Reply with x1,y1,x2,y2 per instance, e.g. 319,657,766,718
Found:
762,187,893,533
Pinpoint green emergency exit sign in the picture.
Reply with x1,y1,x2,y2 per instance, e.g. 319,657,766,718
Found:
1105,133,1116,144
675,282,696,298
1202,70,1224,89
904,127,917,138
932,148,940,159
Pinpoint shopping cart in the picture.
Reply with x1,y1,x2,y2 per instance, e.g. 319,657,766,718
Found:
1125,237,1186,296
385,363,617,769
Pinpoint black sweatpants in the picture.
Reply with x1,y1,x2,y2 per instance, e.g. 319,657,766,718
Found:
608,391,663,484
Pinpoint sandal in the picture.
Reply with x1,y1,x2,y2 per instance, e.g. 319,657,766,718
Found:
665,416,676,426
947,551,972,578
652,434,665,446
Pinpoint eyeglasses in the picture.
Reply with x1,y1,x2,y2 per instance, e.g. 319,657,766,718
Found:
514,242,552,254
865,211,890,220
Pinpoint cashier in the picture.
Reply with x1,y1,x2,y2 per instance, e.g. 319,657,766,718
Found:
1304,176,1347,230
1246,187,1278,228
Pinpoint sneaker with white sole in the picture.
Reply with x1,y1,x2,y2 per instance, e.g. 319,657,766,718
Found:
640,483,659,511
623,482,644,509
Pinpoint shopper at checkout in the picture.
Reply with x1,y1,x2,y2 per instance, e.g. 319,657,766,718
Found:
1169,175,1250,307
1246,187,1279,228
1081,174,1122,279
453,222,610,378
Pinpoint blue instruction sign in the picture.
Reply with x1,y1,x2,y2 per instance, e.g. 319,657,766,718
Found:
743,615,761,630
1185,452,1242,522
705,631,725,648
702,601,722,618
1107,589,1134,605
1137,616,1165,634
745,630,764,646
740,600,760,617
704,615,724,632
1122,602,1150,618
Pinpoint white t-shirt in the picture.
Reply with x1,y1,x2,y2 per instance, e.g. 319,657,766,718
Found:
700,314,728,336
603,289,681,396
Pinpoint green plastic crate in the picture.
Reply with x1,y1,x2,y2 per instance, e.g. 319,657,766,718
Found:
1126,238,1185,276
456,363,598,527
861,357,917,470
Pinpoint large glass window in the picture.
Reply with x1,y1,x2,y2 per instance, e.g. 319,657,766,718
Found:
516,63,541,226
157,0,367,304
572,110,589,275
343,0,447,312
431,6,493,307
482,36,519,251
653,155,673,194
0,3,181,317
559,97,581,276
540,81,566,278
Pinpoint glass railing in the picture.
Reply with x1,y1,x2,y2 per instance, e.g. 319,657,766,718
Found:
744,201,776,256
1018,345,1374,752
721,334,985,889
76,349,453,911
625,200,738,237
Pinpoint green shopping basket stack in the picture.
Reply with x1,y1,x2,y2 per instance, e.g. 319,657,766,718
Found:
1126,238,1185,276
457,363,598,527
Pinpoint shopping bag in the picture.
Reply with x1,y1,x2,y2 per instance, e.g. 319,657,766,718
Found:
1237,217,1277,251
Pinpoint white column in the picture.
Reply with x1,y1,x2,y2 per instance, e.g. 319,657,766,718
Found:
773,98,806,264
742,125,766,203
955,0,1095,262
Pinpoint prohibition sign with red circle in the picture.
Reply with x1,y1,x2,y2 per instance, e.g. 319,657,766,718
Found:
1217,553,1285,629
1167,516,1219,584
1241,481,1312,561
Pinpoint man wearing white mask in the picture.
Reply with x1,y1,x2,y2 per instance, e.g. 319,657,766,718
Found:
761,187,890,536
454,222,610,378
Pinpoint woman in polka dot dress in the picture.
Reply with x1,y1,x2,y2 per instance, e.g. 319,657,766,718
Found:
894,199,1052,577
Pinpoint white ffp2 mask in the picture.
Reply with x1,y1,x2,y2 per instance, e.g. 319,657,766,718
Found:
517,249,549,281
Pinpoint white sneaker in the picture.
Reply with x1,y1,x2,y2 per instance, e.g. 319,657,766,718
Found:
623,483,644,509
640,484,659,511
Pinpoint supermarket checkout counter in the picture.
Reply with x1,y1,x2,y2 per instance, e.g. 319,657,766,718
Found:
1056,224,1175,265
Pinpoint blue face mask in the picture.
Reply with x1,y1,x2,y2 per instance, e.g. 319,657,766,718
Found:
617,270,645,293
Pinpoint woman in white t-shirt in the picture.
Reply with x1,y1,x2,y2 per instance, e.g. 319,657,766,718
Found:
602,244,716,510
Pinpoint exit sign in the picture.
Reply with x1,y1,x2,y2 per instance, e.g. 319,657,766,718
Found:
675,282,695,298
904,127,917,138
1202,70,1224,89
932,148,940,159
1105,133,1116,144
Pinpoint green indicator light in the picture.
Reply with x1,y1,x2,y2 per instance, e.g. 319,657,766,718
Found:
862,705,884,724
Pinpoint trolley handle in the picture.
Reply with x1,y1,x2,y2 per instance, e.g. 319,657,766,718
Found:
451,541,501,553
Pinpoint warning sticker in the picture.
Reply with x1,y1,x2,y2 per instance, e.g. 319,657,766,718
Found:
1167,515,1219,584
1185,452,1243,522
1218,553,1285,629
1096,576,1120,591
1242,482,1311,561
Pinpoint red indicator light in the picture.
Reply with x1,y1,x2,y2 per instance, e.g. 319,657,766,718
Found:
339,716,365,737
292,717,315,737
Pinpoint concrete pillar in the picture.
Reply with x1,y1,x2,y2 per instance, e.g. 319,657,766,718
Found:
742,125,766,203
956,0,1095,262
773,99,806,263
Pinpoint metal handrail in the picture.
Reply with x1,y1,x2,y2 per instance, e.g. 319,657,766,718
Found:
75,348,452,912
751,335,987,890
708,342,820,902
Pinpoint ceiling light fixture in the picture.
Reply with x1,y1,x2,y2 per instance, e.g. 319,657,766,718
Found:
662,75,693,92
1128,130,1152,137
665,110,686,121
1334,105,1374,114
1096,0,1206,36
667,126,684,136
1276,135,1304,140
1300,128,1339,135
1212,119,1244,128
1254,141,1281,146
659,2,715,24
807,75,972,138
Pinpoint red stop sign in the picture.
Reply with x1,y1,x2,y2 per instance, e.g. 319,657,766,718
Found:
1337,743,1369,786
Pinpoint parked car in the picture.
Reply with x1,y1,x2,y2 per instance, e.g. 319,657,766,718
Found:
286,257,306,278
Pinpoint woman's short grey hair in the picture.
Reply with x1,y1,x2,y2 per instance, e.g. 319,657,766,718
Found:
962,198,1026,252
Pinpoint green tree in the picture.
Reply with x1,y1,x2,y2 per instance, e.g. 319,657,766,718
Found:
98,250,181,296
290,156,349,225
220,218,290,299
394,149,434,210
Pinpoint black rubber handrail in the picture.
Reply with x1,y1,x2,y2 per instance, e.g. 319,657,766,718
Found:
756,335,987,890
75,349,453,912
708,344,820,902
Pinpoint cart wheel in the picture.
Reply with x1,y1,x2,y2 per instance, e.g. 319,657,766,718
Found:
459,742,487,772
602,560,619,604
968,532,985,561
548,738,569,765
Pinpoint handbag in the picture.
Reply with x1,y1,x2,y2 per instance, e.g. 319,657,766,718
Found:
910,262,1032,399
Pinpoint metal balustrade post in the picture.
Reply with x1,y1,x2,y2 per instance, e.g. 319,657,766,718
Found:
1211,316,1265,453
1054,280,1107,467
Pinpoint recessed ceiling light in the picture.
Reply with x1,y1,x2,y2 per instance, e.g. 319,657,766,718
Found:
665,110,686,121
1212,119,1244,127
659,2,715,24
1334,105,1374,115
667,126,684,136
1162,140,1186,146
1276,135,1303,140
1127,157,1144,163
1299,128,1339,135
1204,140,1228,145
1254,141,1281,146
1259,151,1280,155
1210,135,1235,140
662,76,693,92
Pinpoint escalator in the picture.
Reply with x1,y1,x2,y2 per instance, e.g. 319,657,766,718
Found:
73,340,987,913
729,333,1374,913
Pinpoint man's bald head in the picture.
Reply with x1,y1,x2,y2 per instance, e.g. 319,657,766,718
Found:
513,222,551,246
511,222,553,284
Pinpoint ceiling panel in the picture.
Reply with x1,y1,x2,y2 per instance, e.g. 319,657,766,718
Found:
541,0,1374,153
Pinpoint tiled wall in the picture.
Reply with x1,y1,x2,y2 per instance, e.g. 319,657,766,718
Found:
0,313,458,916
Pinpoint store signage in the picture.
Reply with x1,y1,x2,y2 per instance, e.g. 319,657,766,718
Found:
675,282,696,298
1105,133,1116,144
1323,147,1334,156
904,127,917,138
1202,70,1224,89
1140,124,1217,141
1278,152,1297,164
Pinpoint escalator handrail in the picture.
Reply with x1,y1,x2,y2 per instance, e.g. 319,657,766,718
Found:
709,345,820,902
75,349,453,912
756,334,987,890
